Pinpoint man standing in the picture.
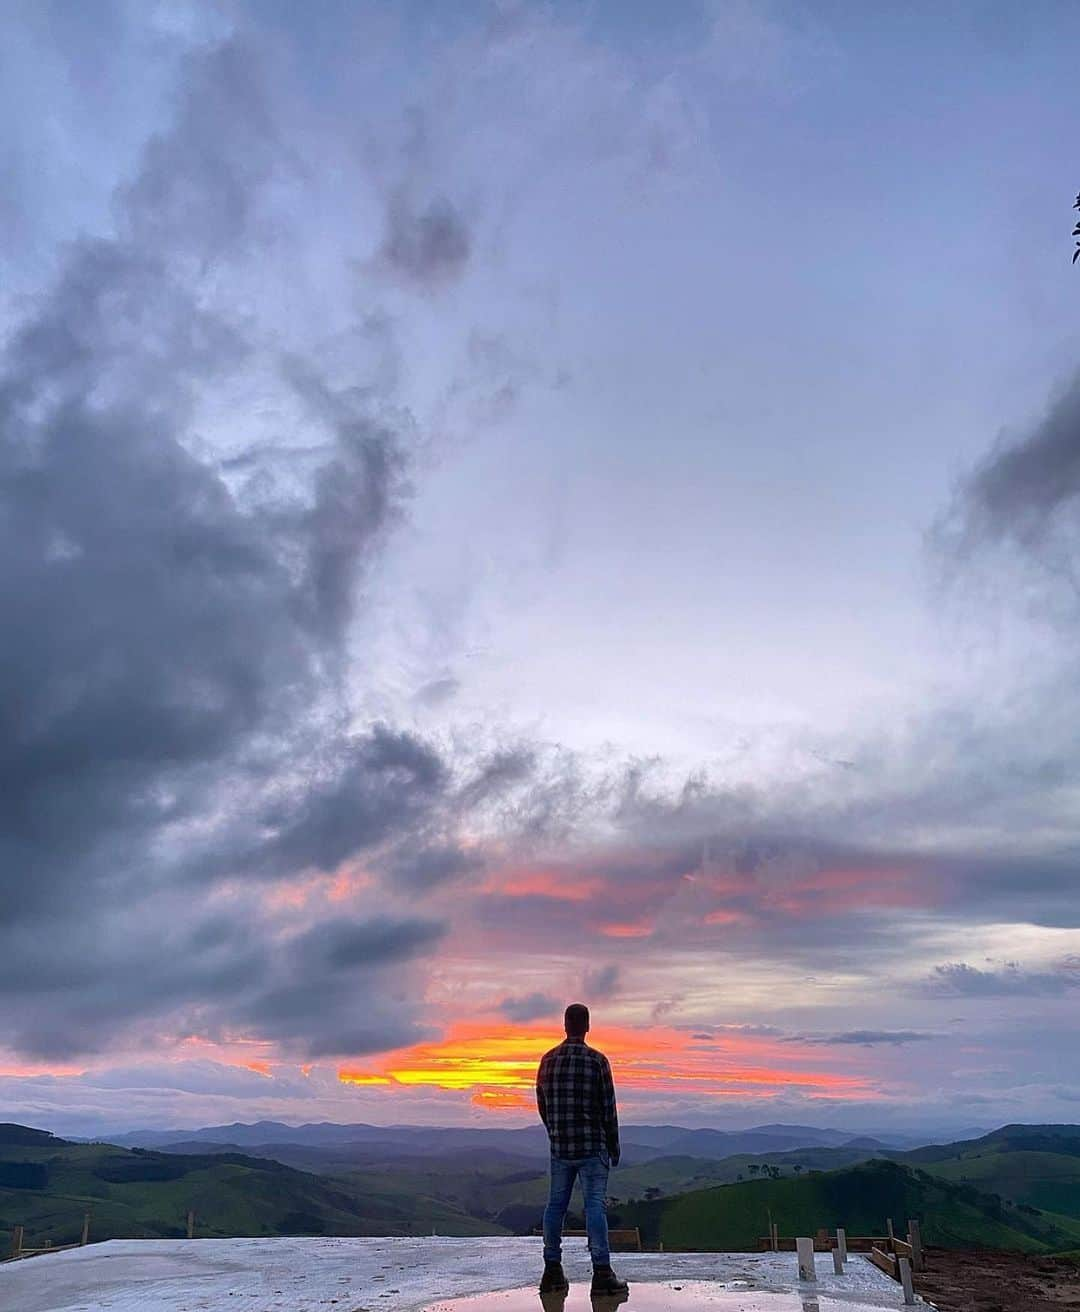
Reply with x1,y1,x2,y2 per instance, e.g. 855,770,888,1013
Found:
536,1003,628,1296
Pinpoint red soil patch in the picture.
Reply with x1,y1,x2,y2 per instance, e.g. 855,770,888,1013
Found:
914,1247,1080,1312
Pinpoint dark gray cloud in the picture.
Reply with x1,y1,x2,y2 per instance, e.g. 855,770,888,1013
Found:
228,728,448,881
497,992,562,1023
374,842,485,892
943,372,1080,552
378,191,471,289
297,916,445,972
785,1030,937,1047
413,676,461,708
0,36,465,1061
226,913,447,1059
582,963,621,999
922,961,1080,998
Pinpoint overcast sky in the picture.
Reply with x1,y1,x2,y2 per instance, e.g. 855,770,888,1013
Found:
3,0,1080,1139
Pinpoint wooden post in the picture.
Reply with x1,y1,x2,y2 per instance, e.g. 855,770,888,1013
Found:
907,1219,923,1271
11,1225,24,1259
81,1212,90,1246
796,1237,816,1281
186,1210,195,1240
886,1217,895,1249
832,1246,844,1274
837,1227,848,1263
816,1227,829,1249
898,1255,915,1304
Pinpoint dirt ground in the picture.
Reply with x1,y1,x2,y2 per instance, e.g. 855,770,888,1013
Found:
913,1246,1080,1312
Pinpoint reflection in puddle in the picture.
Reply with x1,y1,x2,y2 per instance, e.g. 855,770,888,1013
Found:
540,1292,629,1312
424,1282,879,1312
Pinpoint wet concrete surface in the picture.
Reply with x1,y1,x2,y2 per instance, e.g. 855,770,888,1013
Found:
0,1237,933,1312
426,1279,925,1312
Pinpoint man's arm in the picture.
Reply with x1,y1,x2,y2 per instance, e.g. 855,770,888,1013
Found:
600,1055,620,1166
536,1055,548,1129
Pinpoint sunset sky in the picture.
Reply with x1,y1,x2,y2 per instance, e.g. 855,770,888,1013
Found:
3,0,1080,1139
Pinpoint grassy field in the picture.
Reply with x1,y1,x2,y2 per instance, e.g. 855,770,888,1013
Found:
614,1159,1080,1253
0,1127,506,1247
923,1150,1080,1219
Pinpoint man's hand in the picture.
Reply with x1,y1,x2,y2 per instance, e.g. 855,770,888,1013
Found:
609,1147,620,1169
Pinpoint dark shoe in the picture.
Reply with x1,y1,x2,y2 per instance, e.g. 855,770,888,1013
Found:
590,1294,630,1312
540,1261,569,1294
591,1265,628,1296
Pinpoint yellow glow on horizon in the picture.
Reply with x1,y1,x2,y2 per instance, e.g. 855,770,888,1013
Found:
336,1021,878,1107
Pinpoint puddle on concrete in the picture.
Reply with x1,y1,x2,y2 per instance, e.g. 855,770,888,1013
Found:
424,1283,858,1312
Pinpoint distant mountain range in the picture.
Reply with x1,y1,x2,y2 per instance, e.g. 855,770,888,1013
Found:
7,1120,1080,1251
103,1119,944,1160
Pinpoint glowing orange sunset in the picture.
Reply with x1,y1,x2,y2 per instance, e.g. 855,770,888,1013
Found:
338,1022,878,1109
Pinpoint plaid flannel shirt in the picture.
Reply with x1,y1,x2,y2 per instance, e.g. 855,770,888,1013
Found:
536,1036,620,1162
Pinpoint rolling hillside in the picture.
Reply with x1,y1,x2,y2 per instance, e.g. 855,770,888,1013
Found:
615,1159,1080,1253
902,1125,1080,1220
0,1124,506,1246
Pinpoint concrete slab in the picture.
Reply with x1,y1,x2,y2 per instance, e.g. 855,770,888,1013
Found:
0,1237,934,1312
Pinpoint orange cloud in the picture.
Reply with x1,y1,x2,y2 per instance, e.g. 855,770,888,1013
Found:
600,921,652,938
703,909,748,926
0,1061,84,1078
336,1021,876,1108
492,870,604,902
766,867,926,916
263,866,373,912
471,1088,533,1111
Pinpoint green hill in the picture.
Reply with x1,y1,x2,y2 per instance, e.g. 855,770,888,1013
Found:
899,1126,1080,1220
923,1150,1080,1219
615,1159,1080,1253
0,1125,506,1246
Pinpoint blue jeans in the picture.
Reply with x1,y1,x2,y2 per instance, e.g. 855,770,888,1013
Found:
542,1152,610,1266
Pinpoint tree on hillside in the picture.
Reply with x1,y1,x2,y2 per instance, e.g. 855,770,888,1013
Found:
1074,192,1079,263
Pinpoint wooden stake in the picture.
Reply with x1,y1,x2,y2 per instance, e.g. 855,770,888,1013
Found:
11,1225,23,1259
836,1227,848,1262
771,1221,779,1252
832,1246,844,1274
898,1255,915,1304
907,1219,923,1272
81,1213,90,1247
186,1210,195,1240
886,1217,895,1249
796,1237,816,1281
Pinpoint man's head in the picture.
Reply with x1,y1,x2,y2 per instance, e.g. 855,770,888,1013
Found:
564,1002,590,1038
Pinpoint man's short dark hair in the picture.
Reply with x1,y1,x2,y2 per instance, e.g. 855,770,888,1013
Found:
564,1002,590,1036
